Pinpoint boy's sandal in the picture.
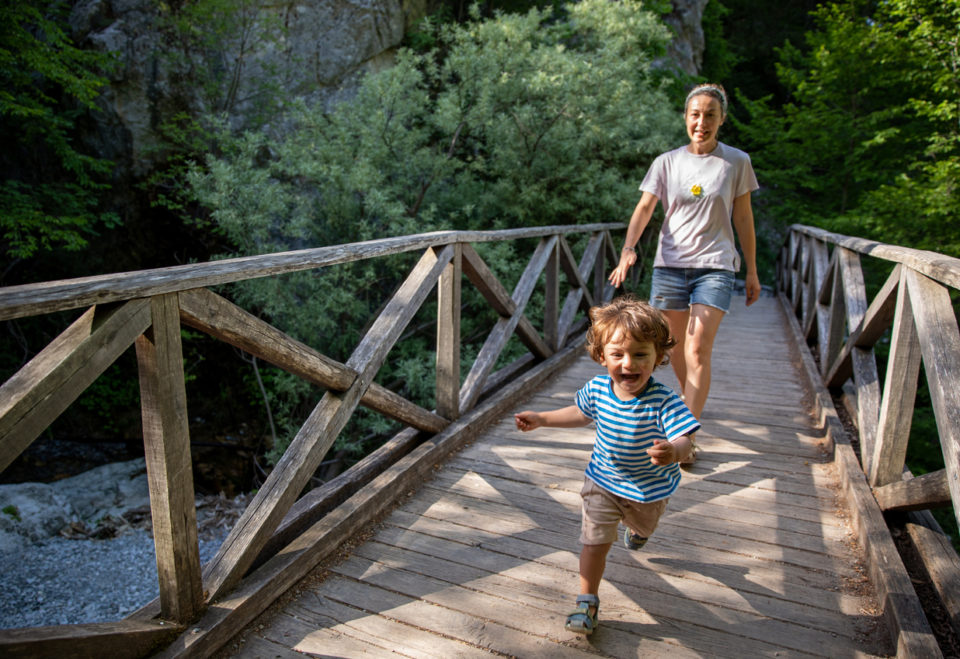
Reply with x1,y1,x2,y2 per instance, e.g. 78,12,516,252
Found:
623,528,648,551
565,594,599,635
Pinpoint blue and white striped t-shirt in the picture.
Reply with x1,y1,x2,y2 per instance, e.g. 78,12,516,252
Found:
576,375,700,503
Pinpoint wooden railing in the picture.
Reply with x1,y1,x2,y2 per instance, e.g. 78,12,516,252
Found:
0,224,625,657
776,223,960,650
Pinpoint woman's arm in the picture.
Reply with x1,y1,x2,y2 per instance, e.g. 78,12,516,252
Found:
608,191,659,289
515,405,592,432
731,191,761,306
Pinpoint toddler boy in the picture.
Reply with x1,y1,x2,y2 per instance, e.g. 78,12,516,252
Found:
514,295,699,634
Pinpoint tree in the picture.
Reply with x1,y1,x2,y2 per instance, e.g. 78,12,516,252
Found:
735,0,960,258
0,1,117,269
186,0,684,461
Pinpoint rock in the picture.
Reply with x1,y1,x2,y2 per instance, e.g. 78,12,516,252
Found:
68,0,427,176
660,0,709,76
0,458,149,545
49,458,150,522
0,482,75,543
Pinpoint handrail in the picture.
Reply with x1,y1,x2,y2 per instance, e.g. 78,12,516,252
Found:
0,224,620,321
776,223,960,647
0,223,626,657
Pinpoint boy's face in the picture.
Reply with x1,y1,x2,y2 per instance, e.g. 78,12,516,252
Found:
600,330,660,401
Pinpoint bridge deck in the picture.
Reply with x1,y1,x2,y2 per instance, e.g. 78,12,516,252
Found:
226,297,893,658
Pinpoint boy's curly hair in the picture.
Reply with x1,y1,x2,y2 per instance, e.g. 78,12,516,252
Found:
585,295,676,365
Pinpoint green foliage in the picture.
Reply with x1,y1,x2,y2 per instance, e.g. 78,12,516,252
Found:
2,505,20,522
728,0,960,547
144,0,291,225
0,1,118,262
736,0,960,259
187,0,683,461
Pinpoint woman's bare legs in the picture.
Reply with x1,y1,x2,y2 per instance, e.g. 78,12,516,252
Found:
662,303,726,420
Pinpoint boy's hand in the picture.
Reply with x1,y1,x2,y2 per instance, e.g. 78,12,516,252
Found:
514,411,543,432
647,439,677,465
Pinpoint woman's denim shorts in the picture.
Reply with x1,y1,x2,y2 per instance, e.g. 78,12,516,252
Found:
650,267,735,313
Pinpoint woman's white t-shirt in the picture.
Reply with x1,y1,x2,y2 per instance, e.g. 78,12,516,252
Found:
640,142,758,272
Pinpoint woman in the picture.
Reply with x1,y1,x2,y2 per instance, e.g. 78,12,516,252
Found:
608,83,760,463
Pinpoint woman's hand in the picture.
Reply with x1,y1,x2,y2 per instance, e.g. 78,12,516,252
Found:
608,249,637,289
744,271,761,306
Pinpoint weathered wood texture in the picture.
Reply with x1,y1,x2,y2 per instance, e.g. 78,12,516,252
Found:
778,223,960,657
136,294,204,622
0,620,181,659
0,225,619,657
0,224,621,321
217,297,896,658
778,224,960,529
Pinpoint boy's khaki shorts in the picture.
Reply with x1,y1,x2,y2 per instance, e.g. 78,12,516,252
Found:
579,477,668,546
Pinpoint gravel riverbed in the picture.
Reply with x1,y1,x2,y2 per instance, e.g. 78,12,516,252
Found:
0,530,228,628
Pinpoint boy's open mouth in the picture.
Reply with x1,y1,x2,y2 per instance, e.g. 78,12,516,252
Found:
619,373,640,383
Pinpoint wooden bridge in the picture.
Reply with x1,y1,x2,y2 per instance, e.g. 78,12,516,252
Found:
0,223,958,657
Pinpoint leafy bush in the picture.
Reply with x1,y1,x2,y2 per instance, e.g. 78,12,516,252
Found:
187,0,684,463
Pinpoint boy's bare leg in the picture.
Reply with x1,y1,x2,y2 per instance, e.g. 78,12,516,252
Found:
579,542,612,606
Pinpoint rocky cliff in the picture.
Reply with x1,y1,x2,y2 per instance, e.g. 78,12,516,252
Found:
70,0,428,176
68,0,706,185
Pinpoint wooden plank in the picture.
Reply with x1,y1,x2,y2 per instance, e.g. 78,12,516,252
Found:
870,271,922,487
544,240,559,351
136,294,204,623
178,287,354,390
253,427,422,567
802,238,829,341
778,291,941,658
387,506,854,601
825,263,900,387
823,251,846,375
436,244,462,420
231,634,308,659
178,288,449,434
460,243,551,360
0,300,151,474
556,233,598,345
156,340,582,658
264,599,499,658
905,510,960,641
790,223,960,291
355,527,868,643
460,237,556,411
838,249,880,474
874,470,952,512
201,245,454,602
0,223,623,321
904,268,960,532
0,620,180,659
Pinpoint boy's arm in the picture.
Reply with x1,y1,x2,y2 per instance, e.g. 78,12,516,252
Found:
647,434,695,465
515,405,592,432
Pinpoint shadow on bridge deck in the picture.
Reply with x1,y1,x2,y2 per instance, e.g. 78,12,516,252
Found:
222,296,893,658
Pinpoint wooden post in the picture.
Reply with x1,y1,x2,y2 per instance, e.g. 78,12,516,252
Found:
870,270,922,487
544,239,559,352
136,293,204,623
436,244,462,420
0,301,151,474
201,246,454,601
840,249,880,473
904,269,960,532
823,252,846,376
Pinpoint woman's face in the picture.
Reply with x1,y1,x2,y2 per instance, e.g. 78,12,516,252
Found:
685,94,725,149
